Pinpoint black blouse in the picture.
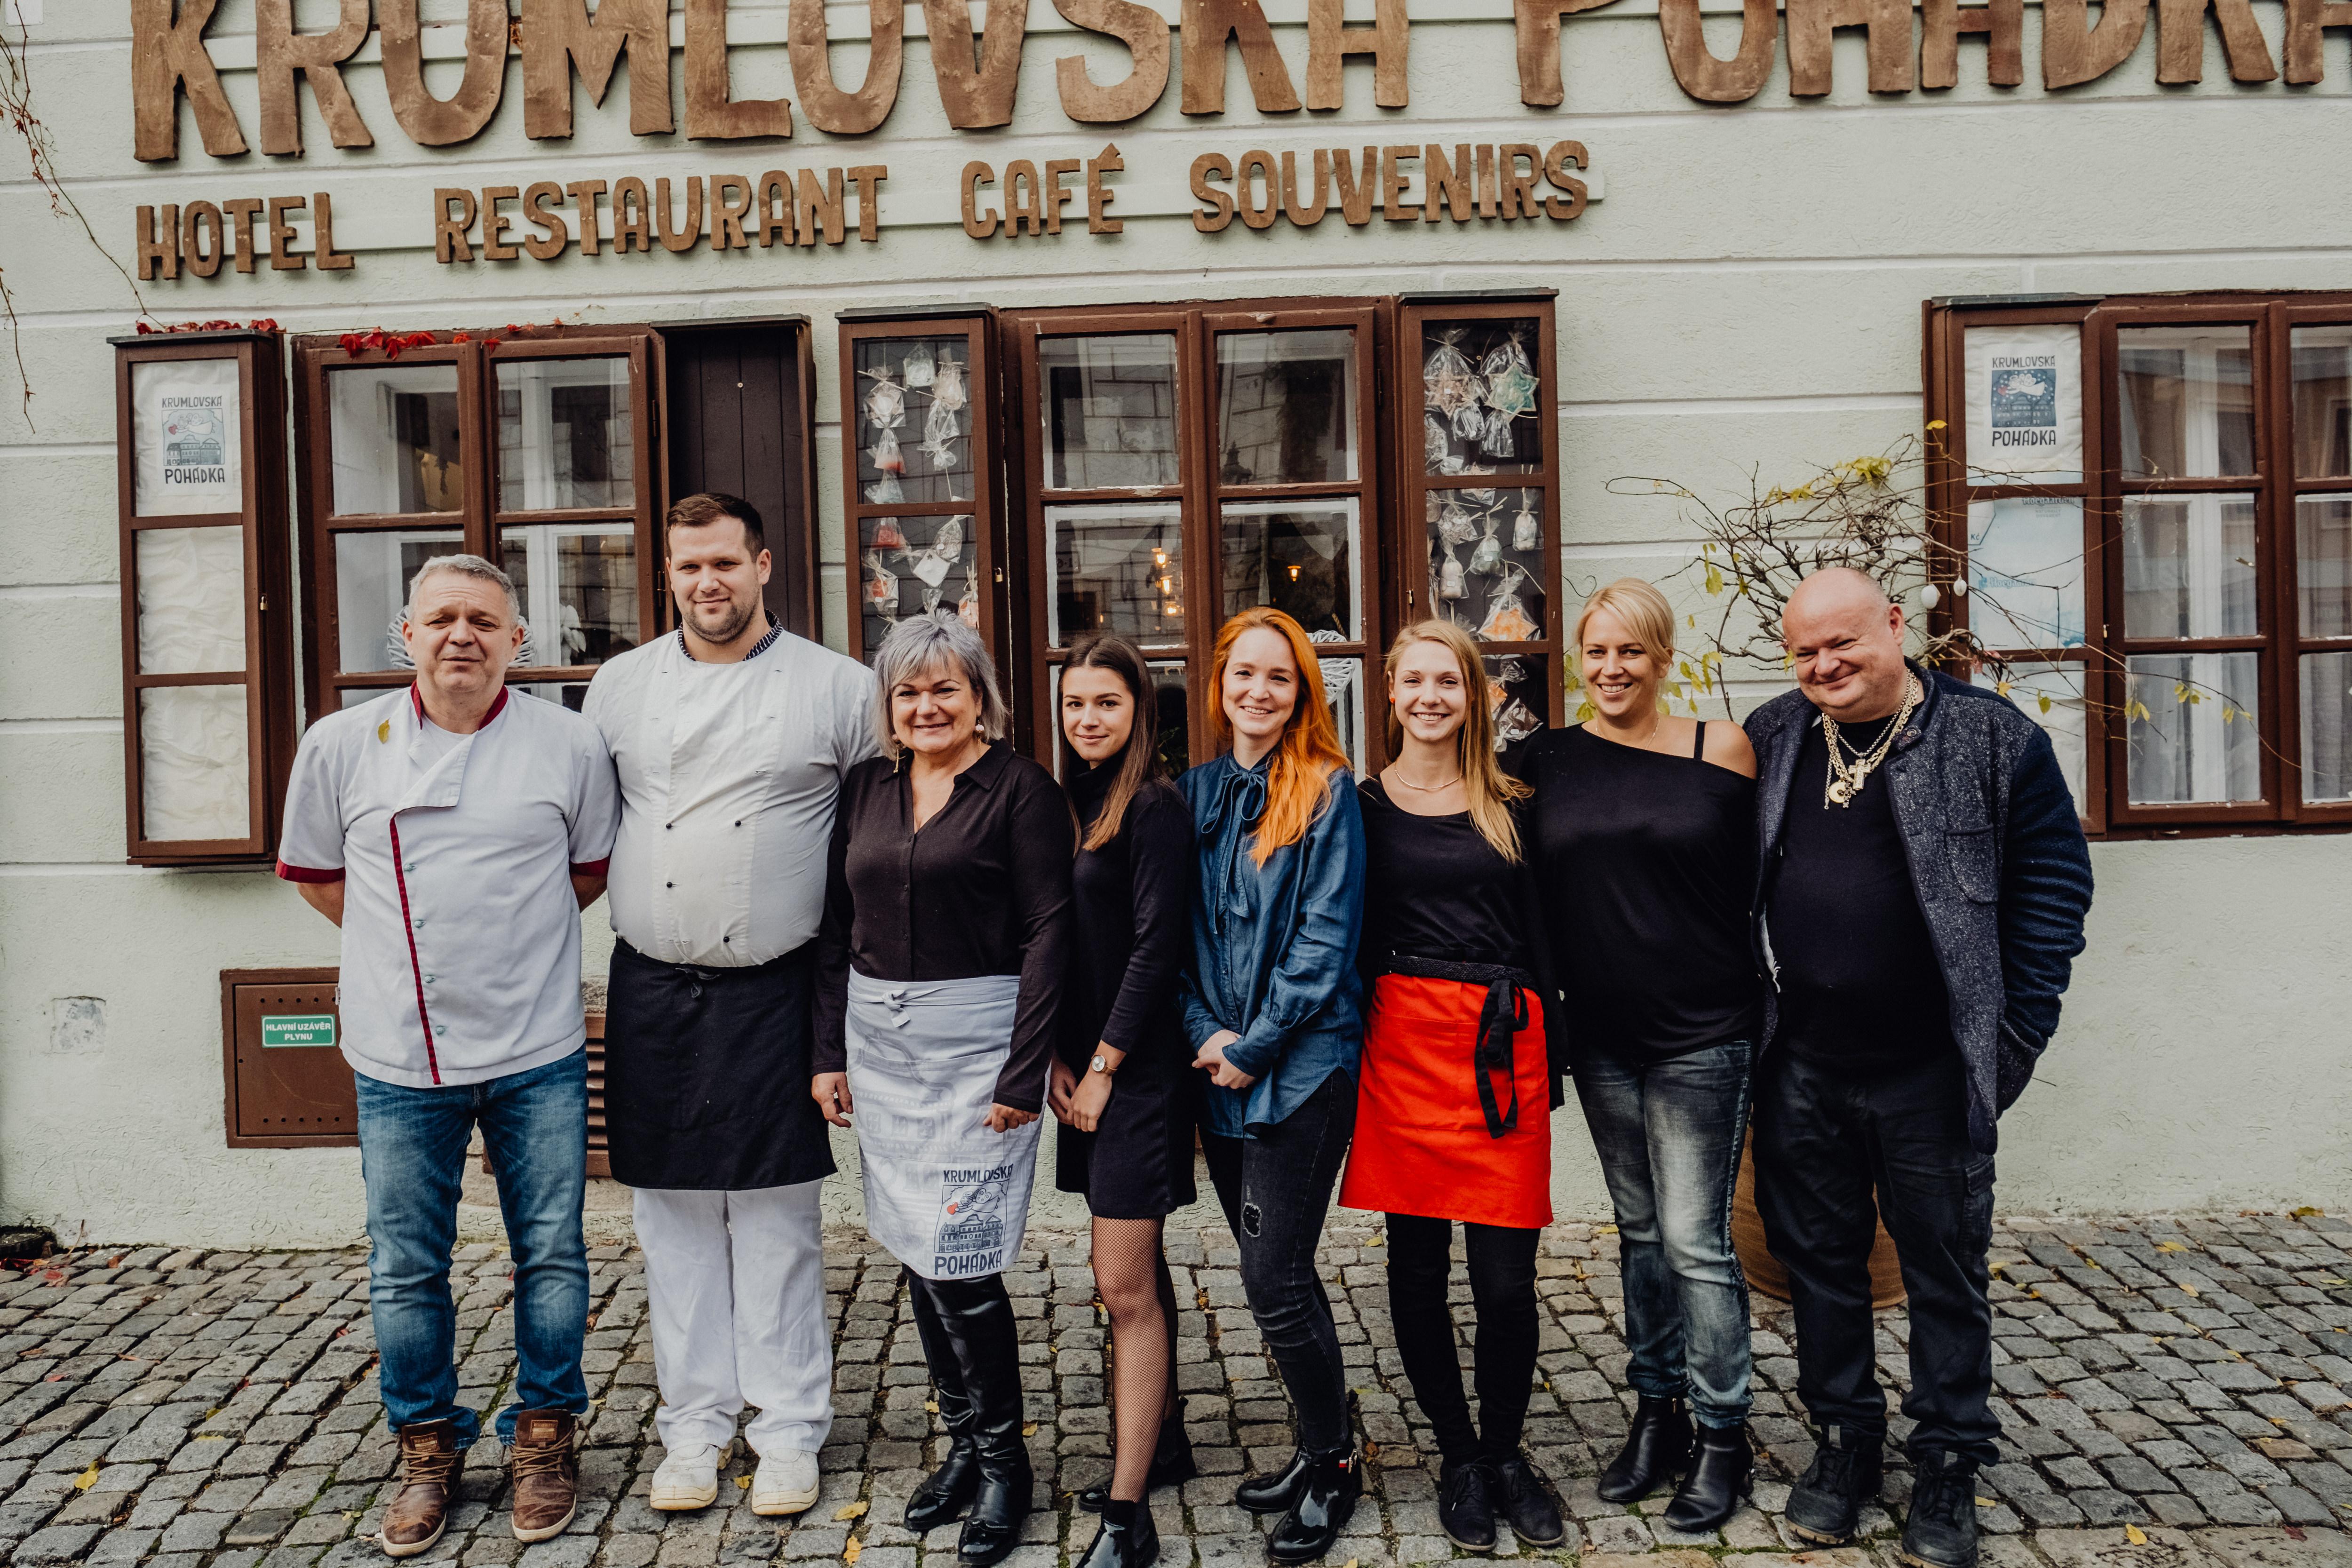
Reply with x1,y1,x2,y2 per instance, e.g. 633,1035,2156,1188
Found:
1520,724,1764,1060
813,742,1076,1111
1357,780,1532,971
1058,767,1194,1075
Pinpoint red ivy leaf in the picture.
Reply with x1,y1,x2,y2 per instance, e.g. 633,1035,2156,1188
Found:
450,331,472,344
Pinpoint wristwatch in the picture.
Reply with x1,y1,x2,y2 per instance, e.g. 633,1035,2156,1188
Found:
1089,1053,1114,1075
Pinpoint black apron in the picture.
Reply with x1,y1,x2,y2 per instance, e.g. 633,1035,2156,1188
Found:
604,937,837,1191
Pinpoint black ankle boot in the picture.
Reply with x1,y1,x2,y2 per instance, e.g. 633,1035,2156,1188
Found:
1234,1449,1312,1515
1266,1448,1361,1565
1490,1456,1566,1547
1662,1423,1753,1533
1785,1425,1883,1544
1597,1396,1691,1504
1081,1398,1197,1513
1076,1498,1160,1568
1899,1451,1979,1568
1438,1460,1497,1552
904,1278,980,1532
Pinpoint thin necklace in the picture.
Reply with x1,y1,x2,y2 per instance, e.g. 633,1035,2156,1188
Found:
1391,770,1464,793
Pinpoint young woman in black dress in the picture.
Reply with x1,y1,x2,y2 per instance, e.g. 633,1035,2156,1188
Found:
1517,578,1764,1533
1047,634,1198,1568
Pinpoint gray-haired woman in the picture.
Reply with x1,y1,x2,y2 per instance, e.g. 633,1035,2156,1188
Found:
811,613,1075,1568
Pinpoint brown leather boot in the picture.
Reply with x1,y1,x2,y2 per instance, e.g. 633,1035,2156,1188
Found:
381,1419,465,1558
508,1409,580,1543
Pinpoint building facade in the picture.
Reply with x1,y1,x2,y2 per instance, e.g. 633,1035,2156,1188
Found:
2,0,2347,1247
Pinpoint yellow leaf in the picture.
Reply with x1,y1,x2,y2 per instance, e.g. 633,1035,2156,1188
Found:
2125,1525,2148,1545
1996,681,2013,698
1367,1235,1384,1247
1574,700,1597,723
737,1476,752,1489
1022,1423,1038,1436
1704,565,1725,597
73,1463,98,1491
1595,1223,1619,1234
1927,420,1948,430
844,1540,862,1565
1976,1497,1996,1508
2293,1206,2324,1218
835,1502,870,1521
925,1401,938,1413
2156,1242,2187,1252
2181,1282,2200,1296
2038,694,2053,716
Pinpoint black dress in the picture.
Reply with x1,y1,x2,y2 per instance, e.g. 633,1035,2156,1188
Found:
1520,723,1764,1059
1052,767,1200,1219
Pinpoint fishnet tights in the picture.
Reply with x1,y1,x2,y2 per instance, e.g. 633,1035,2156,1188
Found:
1094,1216,1178,1503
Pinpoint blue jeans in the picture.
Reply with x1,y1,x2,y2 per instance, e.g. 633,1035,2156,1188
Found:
353,1050,591,1448
1573,1040,1755,1429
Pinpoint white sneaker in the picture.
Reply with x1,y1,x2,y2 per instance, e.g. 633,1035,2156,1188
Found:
649,1439,735,1512
751,1449,821,1517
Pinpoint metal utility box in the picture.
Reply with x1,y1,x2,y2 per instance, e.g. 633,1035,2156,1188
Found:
220,967,357,1148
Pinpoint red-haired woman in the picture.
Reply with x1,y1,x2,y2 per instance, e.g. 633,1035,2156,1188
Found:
1046,634,1199,1568
1340,619,1567,1552
1179,607,1367,1567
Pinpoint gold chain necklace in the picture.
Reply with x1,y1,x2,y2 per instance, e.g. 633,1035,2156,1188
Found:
1821,676,1922,807
1390,770,1465,793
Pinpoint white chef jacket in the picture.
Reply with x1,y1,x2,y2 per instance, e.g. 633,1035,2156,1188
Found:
583,626,878,968
277,685,620,1089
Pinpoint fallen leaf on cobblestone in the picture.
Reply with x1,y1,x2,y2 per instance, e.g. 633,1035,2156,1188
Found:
2180,1282,2200,1296
2156,1242,2186,1252
73,1464,97,1491
737,1477,752,1489
2125,1525,2147,1544
2292,1207,2323,1218
835,1502,869,1521
1022,1423,1037,1436
1596,1225,1618,1234
844,1540,862,1564
924,1402,937,1413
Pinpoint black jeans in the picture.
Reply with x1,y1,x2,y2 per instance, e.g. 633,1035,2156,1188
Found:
1751,1046,2000,1467
1385,1216,1540,1467
1201,1069,1357,1455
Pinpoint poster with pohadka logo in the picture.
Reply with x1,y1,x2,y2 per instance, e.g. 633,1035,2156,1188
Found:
131,357,243,517
1963,324,2083,486
933,1163,1017,1278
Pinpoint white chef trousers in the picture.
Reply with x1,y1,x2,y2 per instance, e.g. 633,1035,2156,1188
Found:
634,1180,834,1457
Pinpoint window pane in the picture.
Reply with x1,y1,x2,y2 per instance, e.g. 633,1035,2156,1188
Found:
1320,652,1365,772
2302,651,2352,803
496,358,634,510
511,681,593,712
1041,335,1180,490
2126,652,2261,805
136,526,246,675
2122,493,2259,638
856,335,977,507
500,523,639,668
2117,326,2256,479
2298,494,2352,638
1220,500,1359,639
1485,655,1547,747
138,684,249,842
335,529,465,673
860,514,977,658
1966,498,2085,650
2291,325,2352,478
1217,329,1357,486
1422,320,1545,476
329,364,462,516
1429,488,1549,645
1974,663,2088,812
1046,501,1184,649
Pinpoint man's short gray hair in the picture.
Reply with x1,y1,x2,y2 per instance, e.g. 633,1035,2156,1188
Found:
872,613,1008,757
405,553,521,623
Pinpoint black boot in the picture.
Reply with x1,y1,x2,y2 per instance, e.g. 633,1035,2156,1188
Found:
1081,1397,1197,1512
1489,1456,1566,1547
1437,1460,1497,1552
922,1276,1032,1568
1785,1425,1883,1544
1234,1449,1312,1515
1597,1396,1691,1504
1075,1498,1160,1568
1899,1451,1980,1568
904,1276,980,1533
1662,1423,1753,1533
1266,1448,1361,1565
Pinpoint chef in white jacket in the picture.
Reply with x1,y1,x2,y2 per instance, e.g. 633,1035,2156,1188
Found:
582,493,878,1515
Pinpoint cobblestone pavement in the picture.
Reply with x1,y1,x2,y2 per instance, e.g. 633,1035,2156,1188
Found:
3,1211,2351,1568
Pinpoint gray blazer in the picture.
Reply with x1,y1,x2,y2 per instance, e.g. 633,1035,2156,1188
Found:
1745,666,2096,1154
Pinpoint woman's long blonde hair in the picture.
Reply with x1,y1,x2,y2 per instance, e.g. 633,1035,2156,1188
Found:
1207,607,1352,867
1383,619,1531,863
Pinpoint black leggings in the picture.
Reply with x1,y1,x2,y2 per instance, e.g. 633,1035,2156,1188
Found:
1200,1070,1357,1455
1385,1215,1542,1467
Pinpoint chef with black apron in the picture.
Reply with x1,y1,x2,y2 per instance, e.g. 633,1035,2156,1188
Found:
583,493,879,1518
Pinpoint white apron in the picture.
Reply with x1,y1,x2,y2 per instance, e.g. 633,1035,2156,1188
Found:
845,971,1041,1281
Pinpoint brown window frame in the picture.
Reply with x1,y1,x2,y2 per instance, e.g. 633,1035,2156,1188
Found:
291,325,665,724
112,329,298,867
1926,290,2352,838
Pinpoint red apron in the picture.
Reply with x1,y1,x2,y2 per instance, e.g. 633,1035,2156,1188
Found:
1339,973,1552,1228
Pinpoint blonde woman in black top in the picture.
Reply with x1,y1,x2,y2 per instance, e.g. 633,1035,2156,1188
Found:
1516,579,1763,1533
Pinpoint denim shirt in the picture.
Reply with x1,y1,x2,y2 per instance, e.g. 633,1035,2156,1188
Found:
1177,752,1367,1137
